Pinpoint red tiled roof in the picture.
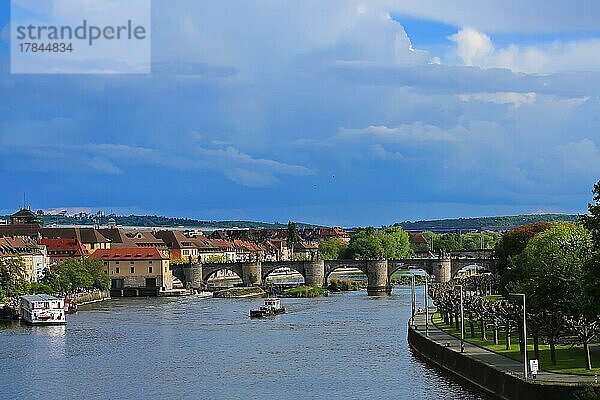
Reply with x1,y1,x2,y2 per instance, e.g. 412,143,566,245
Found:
40,238,88,256
89,247,168,260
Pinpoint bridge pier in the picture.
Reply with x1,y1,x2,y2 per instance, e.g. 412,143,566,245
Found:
303,260,325,287
241,262,262,286
430,258,451,283
366,260,391,296
182,264,203,290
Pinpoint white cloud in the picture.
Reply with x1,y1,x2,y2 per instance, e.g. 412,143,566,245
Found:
338,123,457,143
448,27,600,73
458,92,537,107
448,28,494,67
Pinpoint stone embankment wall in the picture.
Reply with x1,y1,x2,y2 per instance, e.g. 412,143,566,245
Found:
408,324,595,400
70,291,110,305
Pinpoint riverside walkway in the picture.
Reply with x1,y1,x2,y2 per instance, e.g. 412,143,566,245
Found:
411,309,598,385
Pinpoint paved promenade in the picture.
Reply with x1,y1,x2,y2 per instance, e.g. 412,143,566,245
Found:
411,308,598,384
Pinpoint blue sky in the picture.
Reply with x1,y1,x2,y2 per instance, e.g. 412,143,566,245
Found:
2,1,600,226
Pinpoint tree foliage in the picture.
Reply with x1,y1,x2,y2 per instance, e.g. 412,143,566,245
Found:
287,221,299,247
348,226,412,260
582,181,600,248
0,257,30,298
318,237,348,260
496,222,551,276
514,223,591,315
42,259,109,292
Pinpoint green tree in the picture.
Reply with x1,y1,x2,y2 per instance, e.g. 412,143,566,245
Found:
287,221,299,259
46,259,109,292
582,180,600,248
318,237,348,260
0,257,30,298
379,226,413,259
516,222,592,365
348,227,383,260
496,222,551,296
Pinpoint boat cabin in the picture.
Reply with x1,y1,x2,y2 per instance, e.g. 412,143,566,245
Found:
264,298,282,310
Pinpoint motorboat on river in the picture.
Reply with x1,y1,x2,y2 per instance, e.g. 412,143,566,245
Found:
250,298,286,318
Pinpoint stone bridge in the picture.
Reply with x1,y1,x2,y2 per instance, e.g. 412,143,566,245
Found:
172,256,496,296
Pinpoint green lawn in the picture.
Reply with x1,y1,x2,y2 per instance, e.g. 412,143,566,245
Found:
433,312,600,375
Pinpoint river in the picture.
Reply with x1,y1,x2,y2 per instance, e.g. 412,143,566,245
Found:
0,286,489,400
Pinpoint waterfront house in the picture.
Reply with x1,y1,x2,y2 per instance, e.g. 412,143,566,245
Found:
90,247,172,296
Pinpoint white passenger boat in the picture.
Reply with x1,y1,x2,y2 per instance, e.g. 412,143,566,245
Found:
20,295,67,325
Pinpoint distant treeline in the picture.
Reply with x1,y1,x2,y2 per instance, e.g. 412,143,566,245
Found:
395,214,580,232
3,214,319,229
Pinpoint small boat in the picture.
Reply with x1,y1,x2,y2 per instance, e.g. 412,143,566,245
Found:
193,291,213,299
250,298,286,318
64,298,78,314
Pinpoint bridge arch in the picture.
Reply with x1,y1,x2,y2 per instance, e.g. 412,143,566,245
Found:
450,258,496,279
261,261,306,281
323,260,368,282
202,263,244,283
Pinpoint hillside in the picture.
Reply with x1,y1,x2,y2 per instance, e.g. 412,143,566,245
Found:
394,214,581,232
2,214,319,229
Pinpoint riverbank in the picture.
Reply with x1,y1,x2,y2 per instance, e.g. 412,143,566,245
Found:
213,287,265,298
408,309,600,400
68,290,110,306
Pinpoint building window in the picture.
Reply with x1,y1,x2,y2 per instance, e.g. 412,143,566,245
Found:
130,261,134,265
115,267,120,274
130,267,135,274
149,260,153,264
148,266,153,274
116,261,120,265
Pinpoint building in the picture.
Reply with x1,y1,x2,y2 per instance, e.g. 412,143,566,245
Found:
40,238,89,265
190,237,236,263
41,227,111,254
127,230,169,251
90,247,172,295
9,208,42,225
292,241,319,260
153,230,198,262
0,236,49,282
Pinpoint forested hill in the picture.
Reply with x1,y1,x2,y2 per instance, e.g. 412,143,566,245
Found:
4,214,319,229
394,214,580,232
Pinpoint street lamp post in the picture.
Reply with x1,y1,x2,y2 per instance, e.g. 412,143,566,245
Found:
410,273,416,325
424,276,429,336
455,284,464,353
510,293,528,379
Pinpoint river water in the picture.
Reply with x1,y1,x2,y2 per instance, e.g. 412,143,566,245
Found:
0,286,488,400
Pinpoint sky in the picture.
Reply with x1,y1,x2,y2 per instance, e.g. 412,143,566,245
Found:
1,1,600,227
